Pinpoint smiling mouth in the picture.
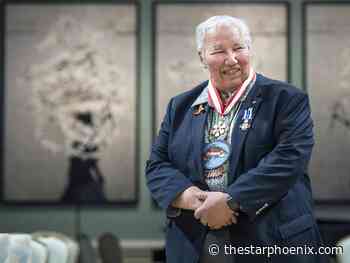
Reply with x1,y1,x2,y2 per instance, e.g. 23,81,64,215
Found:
221,68,240,77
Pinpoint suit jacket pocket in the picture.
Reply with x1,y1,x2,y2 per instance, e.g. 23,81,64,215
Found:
279,214,314,240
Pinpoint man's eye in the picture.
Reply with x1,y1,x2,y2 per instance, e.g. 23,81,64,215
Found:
211,50,223,54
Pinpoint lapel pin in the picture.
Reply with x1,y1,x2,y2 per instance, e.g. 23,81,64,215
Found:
193,104,205,116
240,107,254,131
240,119,251,131
242,107,253,120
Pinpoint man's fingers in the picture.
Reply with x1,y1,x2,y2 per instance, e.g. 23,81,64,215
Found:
209,222,230,230
194,206,204,219
195,191,208,201
231,215,238,224
191,198,204,210
225,219,232,226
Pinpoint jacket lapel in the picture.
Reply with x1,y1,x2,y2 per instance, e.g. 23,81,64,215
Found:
191,104,209,183
228,80,264,184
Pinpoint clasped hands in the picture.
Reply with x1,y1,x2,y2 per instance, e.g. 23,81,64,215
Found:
172,186,239,230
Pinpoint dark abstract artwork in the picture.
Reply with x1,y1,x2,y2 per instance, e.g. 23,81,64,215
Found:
3,4,137,204
306,4,350,202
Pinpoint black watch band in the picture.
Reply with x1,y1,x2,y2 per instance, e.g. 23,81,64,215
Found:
226,196,240,211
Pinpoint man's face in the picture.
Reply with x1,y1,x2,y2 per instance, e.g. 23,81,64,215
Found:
200,25,251,92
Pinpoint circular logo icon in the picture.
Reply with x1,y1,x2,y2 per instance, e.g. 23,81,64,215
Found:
202,141,231,170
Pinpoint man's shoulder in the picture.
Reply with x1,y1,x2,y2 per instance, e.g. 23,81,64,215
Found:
257,73,306,100
170,80,208,107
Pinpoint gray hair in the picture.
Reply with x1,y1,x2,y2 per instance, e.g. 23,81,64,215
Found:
195,15,252,51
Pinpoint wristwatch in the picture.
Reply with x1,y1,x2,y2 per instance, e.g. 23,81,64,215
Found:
226,195,240,211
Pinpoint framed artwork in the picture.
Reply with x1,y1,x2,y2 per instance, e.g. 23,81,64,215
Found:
1,1,138,205
304,2,350,203
153,1,290,131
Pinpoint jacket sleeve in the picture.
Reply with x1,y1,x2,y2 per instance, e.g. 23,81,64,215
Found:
145,98,193,210
227,92,314,221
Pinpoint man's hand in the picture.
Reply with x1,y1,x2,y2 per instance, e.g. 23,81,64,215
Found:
171,186,206,210
194,192,239,229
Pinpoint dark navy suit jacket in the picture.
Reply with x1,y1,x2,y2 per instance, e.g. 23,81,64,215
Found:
146,74,328,263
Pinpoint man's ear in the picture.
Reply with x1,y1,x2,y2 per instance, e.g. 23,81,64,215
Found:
247,47,253,58
198,51,207,68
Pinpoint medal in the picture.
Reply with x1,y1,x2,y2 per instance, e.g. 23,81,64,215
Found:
202,141,231,170
240,119,251,131
243,107,253,120
209,119,228,139
240,107,253,131
208,68,256,115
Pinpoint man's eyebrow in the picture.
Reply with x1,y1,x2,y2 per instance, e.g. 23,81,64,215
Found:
209,42,244,50
233,42,244,47
210,44,222,50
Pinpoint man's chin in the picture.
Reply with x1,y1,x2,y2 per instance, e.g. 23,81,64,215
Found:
221,80,242,91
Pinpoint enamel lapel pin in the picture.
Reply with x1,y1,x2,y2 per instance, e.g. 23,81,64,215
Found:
240,107,253,131
193,104,206,116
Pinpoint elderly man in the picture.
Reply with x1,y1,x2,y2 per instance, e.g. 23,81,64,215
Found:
146,16,328,263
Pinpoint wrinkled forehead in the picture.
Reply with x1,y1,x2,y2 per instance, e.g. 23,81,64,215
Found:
203,25,245,48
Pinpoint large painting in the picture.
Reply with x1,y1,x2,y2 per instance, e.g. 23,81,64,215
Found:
2,3,138,204
154,2,289,130
305,3,350,202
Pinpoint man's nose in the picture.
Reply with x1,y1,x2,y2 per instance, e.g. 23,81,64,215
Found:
224,51,238,65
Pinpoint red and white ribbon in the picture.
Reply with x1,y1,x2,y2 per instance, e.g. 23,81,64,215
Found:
208,67,256,116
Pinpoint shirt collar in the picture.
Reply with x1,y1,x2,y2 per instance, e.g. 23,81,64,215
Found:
191,86,208,107
191,71,257,108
